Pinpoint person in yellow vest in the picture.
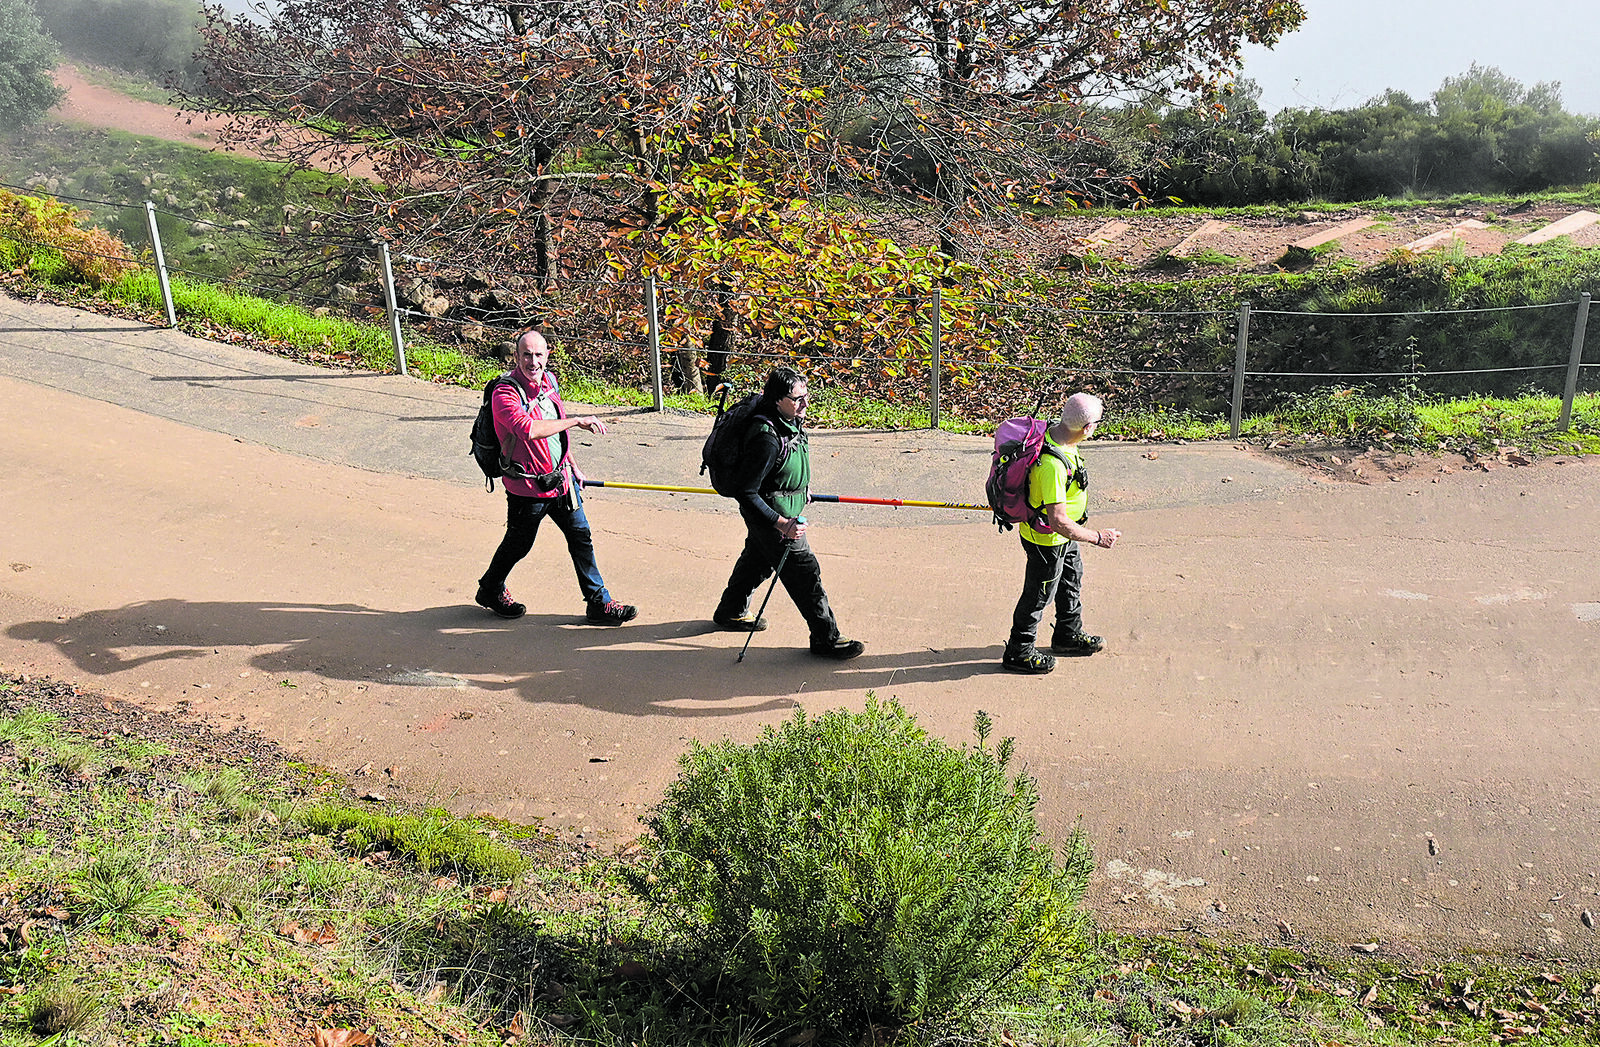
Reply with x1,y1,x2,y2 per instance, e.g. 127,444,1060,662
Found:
1003,392,1121,675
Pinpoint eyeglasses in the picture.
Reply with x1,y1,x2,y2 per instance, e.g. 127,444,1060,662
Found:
784,392,810,404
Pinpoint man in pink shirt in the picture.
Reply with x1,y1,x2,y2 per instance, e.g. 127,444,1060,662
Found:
474,329,637,625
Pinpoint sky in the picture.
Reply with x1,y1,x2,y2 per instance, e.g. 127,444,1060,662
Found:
1235,0,1599,117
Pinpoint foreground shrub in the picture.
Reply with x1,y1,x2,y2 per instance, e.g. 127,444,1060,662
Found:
0,187,137,286
630,696,1092,1039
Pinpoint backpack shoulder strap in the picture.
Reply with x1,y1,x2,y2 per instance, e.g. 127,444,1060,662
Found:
489,376,531,443
1039,440,1076,484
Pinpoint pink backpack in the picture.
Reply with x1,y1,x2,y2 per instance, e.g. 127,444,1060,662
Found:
986,417,1067,533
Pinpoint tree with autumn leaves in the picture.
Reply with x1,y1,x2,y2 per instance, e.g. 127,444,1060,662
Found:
189,0,1303,392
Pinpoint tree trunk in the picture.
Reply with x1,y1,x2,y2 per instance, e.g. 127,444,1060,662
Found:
704,314,734,386
671,348,705,394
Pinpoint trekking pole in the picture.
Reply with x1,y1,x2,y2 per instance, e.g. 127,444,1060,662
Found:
736,516,802,663
582,480,989,512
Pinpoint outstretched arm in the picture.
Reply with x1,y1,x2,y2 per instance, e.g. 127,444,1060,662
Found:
1041,501,1120,548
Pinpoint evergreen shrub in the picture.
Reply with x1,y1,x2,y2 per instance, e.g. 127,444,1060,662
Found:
630,696,1092,1038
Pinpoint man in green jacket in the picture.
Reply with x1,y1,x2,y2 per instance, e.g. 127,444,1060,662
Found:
712,367,865,660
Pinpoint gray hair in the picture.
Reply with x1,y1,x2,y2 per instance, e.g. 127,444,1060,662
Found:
1060,392,1103,431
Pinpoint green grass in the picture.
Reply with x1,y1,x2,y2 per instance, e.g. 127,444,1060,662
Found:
1109,390,1600,454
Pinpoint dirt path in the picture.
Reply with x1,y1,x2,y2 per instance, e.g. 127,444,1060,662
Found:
46,63,382,181
3,297,1599,965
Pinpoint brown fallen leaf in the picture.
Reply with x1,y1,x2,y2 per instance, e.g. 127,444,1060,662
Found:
280,920,339,945
1350,942,1379,953
314,1029,376,1047
1582,910,1595,929
1277,919,1294,940
1360,984,1378,1006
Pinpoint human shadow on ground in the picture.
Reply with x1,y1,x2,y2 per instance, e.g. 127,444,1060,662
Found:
8,599,1007,719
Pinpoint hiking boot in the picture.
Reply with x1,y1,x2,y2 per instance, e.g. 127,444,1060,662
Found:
1002,647,1056,675
713,611,768,632
474,585,526,620
586,599,638,626
1050,630,1104,656
809,638,865,661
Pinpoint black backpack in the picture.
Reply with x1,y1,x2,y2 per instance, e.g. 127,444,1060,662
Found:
470,376,529,491
700,390,764,497
701,387,803,497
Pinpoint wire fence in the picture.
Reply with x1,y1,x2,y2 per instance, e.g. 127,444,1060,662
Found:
4,179,1599,432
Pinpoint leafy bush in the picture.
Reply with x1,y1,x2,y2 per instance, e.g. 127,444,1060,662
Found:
629,696,1092,1038
0,186,137,286
1274,384,1428,445
0,0,62,128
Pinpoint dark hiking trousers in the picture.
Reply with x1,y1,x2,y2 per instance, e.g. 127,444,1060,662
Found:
716,507,840,646
1007,537,1083,653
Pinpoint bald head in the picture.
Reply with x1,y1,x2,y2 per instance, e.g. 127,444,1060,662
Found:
512,328,551,383
1060,392,1103,432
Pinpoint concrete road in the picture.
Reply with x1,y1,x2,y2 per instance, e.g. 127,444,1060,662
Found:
3,295,1598,963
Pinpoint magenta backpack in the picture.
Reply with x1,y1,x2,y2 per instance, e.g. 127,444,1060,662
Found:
986,417,1067,532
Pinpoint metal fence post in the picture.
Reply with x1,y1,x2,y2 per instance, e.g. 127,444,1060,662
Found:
1230,303,1251,439
644,275,663,412
1559,292,1591,432
142,201,177,328
929,286,942,429
375,242,408,375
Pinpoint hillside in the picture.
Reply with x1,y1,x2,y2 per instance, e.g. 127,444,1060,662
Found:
36,62,1600,280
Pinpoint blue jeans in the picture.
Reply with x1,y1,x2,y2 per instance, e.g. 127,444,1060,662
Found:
479,489,610,605
1008,538,1083,653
